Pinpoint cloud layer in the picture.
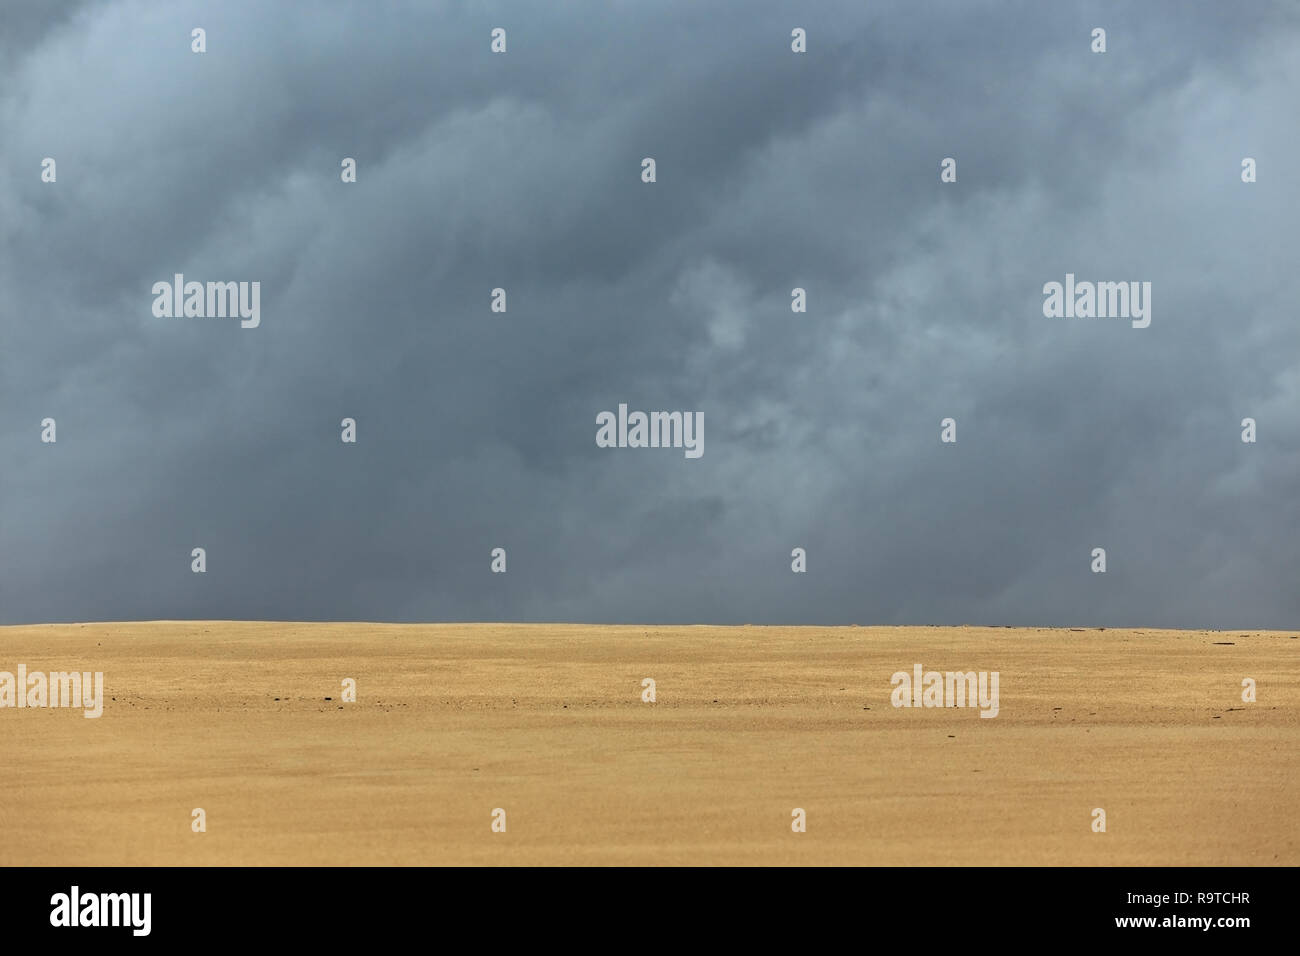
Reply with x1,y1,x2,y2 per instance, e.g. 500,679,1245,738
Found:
2,0,1298,627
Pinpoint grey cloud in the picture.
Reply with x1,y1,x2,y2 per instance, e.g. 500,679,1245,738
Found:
1,0,1297,628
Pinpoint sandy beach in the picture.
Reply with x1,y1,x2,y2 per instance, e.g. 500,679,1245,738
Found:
1,622,1295,866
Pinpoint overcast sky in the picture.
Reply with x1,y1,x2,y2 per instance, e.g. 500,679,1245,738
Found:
2,0,1298,628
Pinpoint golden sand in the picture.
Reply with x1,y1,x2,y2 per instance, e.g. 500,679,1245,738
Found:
1,622,1295,865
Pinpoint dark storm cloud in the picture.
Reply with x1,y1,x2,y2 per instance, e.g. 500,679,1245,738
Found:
2,0,1298,627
